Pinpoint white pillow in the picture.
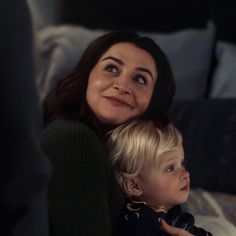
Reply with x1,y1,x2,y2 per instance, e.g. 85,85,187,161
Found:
183,188,236,235
35,26,105,101
142,21,215,100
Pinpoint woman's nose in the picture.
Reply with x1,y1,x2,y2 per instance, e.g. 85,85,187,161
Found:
112,76,131,94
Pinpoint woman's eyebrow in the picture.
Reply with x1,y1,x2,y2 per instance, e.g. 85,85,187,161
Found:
101,56,154,80
136,67,154,80
101,56,124,65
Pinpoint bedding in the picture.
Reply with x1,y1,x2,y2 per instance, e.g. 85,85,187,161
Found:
183,188,236,236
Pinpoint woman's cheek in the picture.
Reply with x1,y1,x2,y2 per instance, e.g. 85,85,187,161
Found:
139,96,151,113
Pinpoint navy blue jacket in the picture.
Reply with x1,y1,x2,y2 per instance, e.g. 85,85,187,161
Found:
121,199,212,236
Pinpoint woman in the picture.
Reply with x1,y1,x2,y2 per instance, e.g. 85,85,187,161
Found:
42,31,191,236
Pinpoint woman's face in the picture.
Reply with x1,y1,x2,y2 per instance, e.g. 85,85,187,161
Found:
86,42,158,125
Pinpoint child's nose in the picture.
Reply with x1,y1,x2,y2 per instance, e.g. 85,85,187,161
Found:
180,168,190,179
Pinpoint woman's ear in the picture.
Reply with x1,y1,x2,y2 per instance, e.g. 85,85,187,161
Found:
122,178,143,197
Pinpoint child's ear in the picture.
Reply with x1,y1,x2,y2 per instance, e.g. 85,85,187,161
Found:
122,178,143,197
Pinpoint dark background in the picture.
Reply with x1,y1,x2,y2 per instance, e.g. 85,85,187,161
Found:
58,0,236,43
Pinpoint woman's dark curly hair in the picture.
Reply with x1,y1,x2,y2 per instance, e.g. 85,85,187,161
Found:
44,31,176,128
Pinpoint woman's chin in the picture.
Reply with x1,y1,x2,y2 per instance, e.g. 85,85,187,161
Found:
97,114,136,126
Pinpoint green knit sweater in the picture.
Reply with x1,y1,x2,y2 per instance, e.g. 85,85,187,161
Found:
41,119,124,236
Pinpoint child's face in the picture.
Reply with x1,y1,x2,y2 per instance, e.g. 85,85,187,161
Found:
136,145,190,210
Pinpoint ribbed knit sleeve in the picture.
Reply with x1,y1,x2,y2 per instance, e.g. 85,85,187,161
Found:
41,119,123,236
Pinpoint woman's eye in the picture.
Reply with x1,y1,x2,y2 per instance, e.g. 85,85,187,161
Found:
166,165,175,173
133,75,147,85
105,64,119,74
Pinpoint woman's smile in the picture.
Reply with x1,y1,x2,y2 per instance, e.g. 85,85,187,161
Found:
103,95,134,109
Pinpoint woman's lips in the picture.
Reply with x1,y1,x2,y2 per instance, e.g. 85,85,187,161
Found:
103,96,133,108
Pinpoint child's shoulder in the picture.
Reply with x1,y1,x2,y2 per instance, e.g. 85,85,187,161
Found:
121,199,165,236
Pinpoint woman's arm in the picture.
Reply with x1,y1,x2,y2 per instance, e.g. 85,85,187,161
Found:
42,120,122,236
160,219,194,236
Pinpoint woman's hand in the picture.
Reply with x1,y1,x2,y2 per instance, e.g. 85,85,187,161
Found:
160,219,194,236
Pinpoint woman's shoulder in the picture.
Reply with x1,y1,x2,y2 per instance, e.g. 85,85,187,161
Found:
41,119,102,148
43,119,96,137
41,119,110,170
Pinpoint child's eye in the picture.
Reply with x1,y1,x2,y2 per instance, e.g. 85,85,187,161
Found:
133,75,147,85
166,165,176,173
105,64,119,74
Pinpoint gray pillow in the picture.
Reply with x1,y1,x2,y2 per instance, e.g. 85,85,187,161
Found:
36,22,215,102
209,41,236,98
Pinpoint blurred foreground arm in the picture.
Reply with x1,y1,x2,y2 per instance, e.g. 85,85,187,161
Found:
0,0,51,235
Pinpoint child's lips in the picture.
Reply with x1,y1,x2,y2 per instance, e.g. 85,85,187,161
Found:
180,183,190,191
